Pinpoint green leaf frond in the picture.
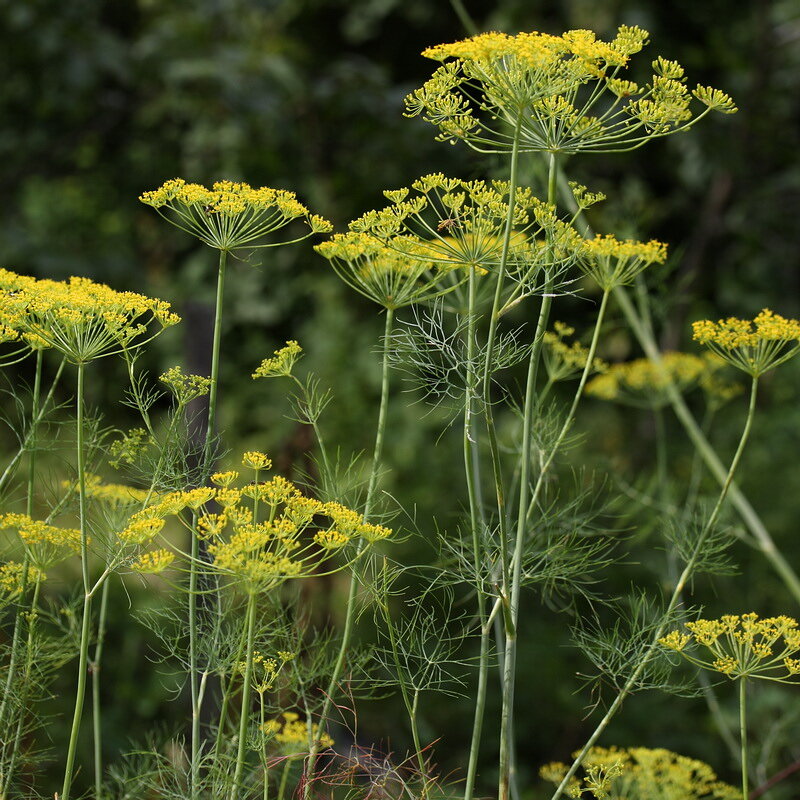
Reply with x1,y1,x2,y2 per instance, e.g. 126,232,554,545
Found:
571,593,702,702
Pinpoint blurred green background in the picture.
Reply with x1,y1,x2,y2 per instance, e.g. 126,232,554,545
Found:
2,0,800,796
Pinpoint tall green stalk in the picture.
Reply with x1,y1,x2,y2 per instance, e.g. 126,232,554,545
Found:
550,375,760,800
62,361,93,800
462,263,491,800
739,677,749,800
230,591,258,800
302,306,395,798
190,248,229,796
91,579,111,798
497,152,559,800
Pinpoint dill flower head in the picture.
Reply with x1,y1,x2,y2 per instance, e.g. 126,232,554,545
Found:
580,234,667,291
315,232,454,309
406,27,736,155
0,270,180,364
159,366,211,404
692,309,800,376
348,174,585,283
543,322,607,383
252,340,302,379
0,561,47,603
586,351,706,408
131,549,174,574
660,612,800,682
1,513,82,570
541,746,738,799
153,454,393,593
139,178,332,252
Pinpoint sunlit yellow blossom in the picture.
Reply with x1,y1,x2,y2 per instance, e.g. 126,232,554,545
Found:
242,451,272,471
580,234,667,290
0,562,47,599
660,613,800,682
211,471,239,487
139,179,332,251
119,517,165,545
0,513,82,569
406,27,734,154
0,271,180,364
692,309,800,376
159,366,211,404
252,341,302,379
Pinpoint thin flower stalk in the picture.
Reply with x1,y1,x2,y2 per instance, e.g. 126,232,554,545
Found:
497,151,559,800
230,591,258,800
303,307,395,797
550,374,759,800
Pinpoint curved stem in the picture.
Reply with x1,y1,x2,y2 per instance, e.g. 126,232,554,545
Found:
550,375,759,800
302,308,395,798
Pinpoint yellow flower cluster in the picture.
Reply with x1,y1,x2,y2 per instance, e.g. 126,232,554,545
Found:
0,513,82,569
660,613,800,682
139,179,332,251
252,341,302,379
405,27,735,154
261,712,334,752
131,549,174,574
692,309,800,376
580,234,667,290
0,268,179,364
0,561,47,598
541,746,738,799
347,175,585,285
159,366,211,404
315,231,450,310
586,352,707,408
242,451,272,471
543,322,608,383
147,456,391,591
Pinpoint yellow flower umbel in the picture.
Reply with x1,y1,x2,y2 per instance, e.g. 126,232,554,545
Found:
139,179,332,252
586,352,707,408
252,340,302,380
580,234,667,291
0,270,180,365
406,27,736,154
348,174,585,283
541,746,738,799
660,613,800,682
692,309,800,377
543,322,608,383
261,712,334,754
0,513,82,571
315,232,455,310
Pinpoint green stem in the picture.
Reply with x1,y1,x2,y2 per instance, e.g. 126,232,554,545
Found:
463,264,490,800
277,758,292,800
302,307,395,797
550,376,759,800
61,361,93,800
740,677,749,800
481,116,523,582
498,152,559,800
231,591,258,800
214,608,250,758
92,578,111,799
204,248,228,470
613,286,800,605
